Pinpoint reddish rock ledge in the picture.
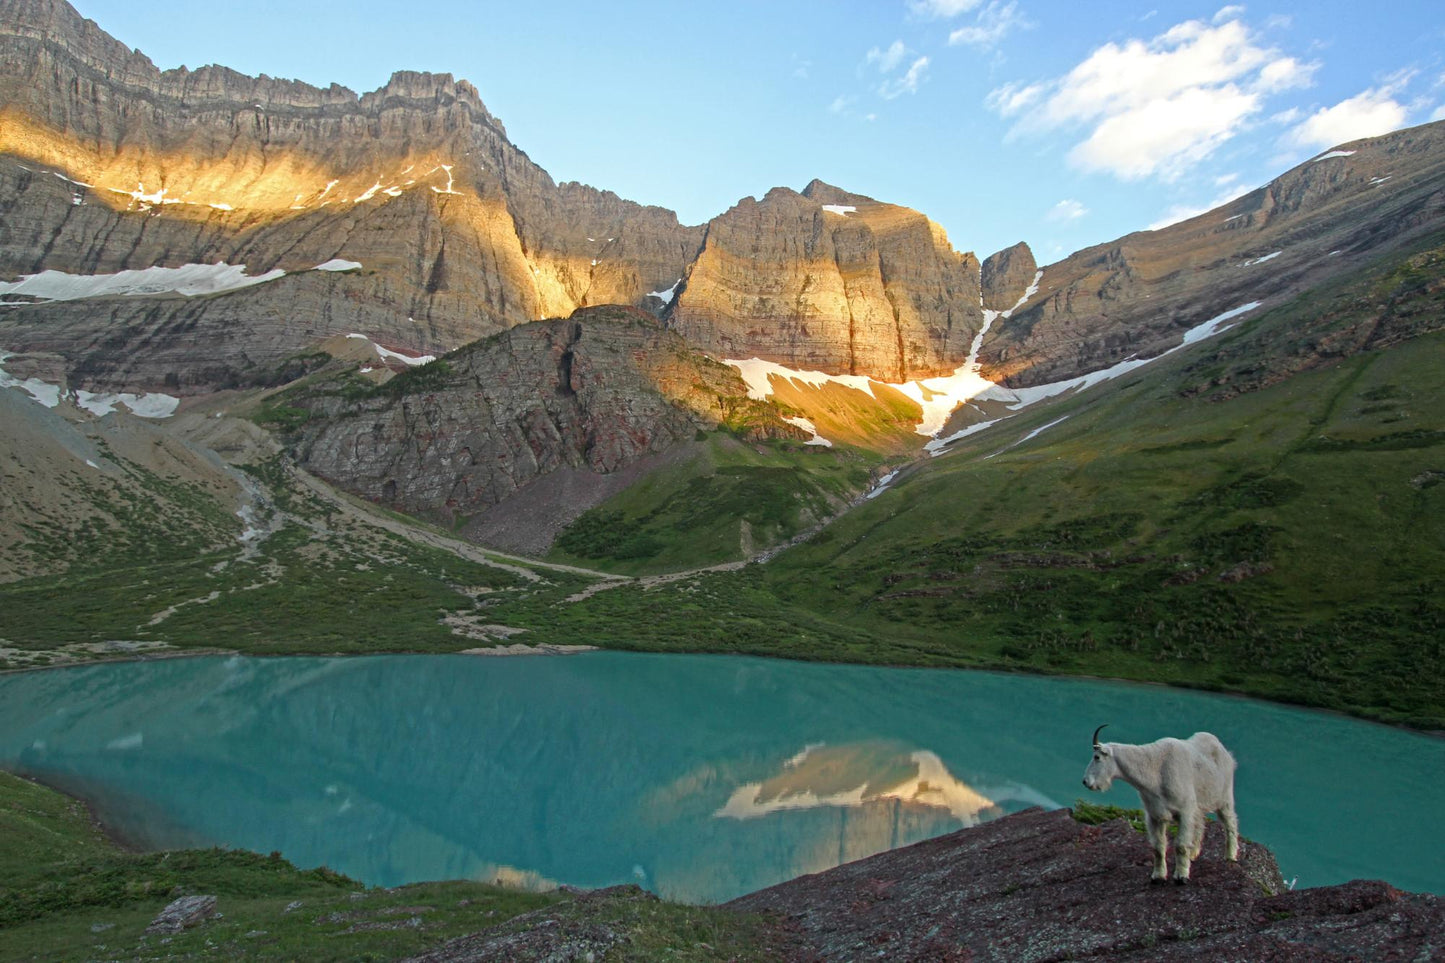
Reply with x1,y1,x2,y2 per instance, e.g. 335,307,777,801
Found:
729,807,1443,962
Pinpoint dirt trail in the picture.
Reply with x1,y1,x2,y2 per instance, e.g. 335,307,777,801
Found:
285,466,627,586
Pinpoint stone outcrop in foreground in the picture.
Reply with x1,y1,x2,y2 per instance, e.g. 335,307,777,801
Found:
398,808,1443,961
729,807,1443,961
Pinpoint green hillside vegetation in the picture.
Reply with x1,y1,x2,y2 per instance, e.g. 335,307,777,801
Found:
0,773,778,961
1,237,1442,727
0,459,549,664
548,434,887,574
484,236,1445,727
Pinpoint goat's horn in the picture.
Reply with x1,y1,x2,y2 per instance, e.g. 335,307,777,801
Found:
1092,724,1109,747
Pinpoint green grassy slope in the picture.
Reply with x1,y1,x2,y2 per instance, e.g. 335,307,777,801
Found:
0,773,780,961
547,433,887,575
0,457,560,665
485,237,1445,727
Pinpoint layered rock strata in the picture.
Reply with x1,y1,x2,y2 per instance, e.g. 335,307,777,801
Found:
0,0,702,390
979,123,1445,387
670,180,984,382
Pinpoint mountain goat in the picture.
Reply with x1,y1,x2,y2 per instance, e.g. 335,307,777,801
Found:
1082,725,1239,883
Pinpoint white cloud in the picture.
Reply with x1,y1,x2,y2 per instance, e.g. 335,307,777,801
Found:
1046,199,1088,221
1284,86,1411,151
988,15,1317,180
949,1,1032,49
1213,5,1245,24
880,56,931,99
866,40,909,73
908,0,982,18
985,80,1045,116
1069,83,1259,180
1432,104,1445,122
829,95,855,114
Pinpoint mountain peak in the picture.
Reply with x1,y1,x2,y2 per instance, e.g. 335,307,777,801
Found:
800,178,874,207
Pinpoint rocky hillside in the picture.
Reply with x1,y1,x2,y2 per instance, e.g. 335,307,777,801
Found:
981,123,1445,387
726,807,1444,962
272,305,805,551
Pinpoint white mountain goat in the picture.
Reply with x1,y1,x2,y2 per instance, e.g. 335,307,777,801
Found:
1081,725,1240,883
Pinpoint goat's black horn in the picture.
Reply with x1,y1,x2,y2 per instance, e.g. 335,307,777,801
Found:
1092,724,1109,747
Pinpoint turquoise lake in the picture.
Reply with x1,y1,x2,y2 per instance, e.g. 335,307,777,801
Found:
0,652,1440,902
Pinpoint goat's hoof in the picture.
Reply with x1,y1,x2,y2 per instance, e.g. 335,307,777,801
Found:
1149,876,1168,885
1173,877,1189,886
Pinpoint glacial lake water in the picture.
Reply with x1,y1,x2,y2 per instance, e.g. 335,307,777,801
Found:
0,652,1440,902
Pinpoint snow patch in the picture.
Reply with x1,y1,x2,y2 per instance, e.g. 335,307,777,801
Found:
430,164,461,195
735,299,1263,458
73,389,180,419
647,279,682,304
208,202,233,211
109,183,180,207
0,263,285,301
1369,175,1392,186
726,358,882,401
1312,150,1355,162
927,302,1263,456
346,333,436,367
314,259,363,272
866,470,899,499
925,418,1005,454
821,204,857,216
1242,251,1282,266
984,415,1070,459
783,415,832,447
0,352,61,408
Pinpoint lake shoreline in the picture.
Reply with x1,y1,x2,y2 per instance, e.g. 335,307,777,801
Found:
1,644,1440,738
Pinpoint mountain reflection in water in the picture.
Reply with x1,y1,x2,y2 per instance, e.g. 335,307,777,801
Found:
1,651,1440,900
716,742,998,823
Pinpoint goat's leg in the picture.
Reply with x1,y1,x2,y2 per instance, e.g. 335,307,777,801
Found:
1144,809,1169,882
1189,810,1205,860
1221,802,1240,861
1173,810,1197,883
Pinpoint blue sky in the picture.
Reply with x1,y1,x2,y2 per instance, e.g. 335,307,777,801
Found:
70,1,1445,262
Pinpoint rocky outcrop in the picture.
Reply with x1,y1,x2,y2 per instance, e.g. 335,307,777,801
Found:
670,180,983,382
145,895,218,934
0,0,703,392
285,306,800,533
979,123,1445,387
980,241,1037,312
730,807,1445,962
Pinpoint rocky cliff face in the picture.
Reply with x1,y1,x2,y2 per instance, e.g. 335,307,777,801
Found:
0,0,703,391
979,123,1445,387
670,180,983,382
4,1,1445,420
980,241,1037,312
283,306,799,538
